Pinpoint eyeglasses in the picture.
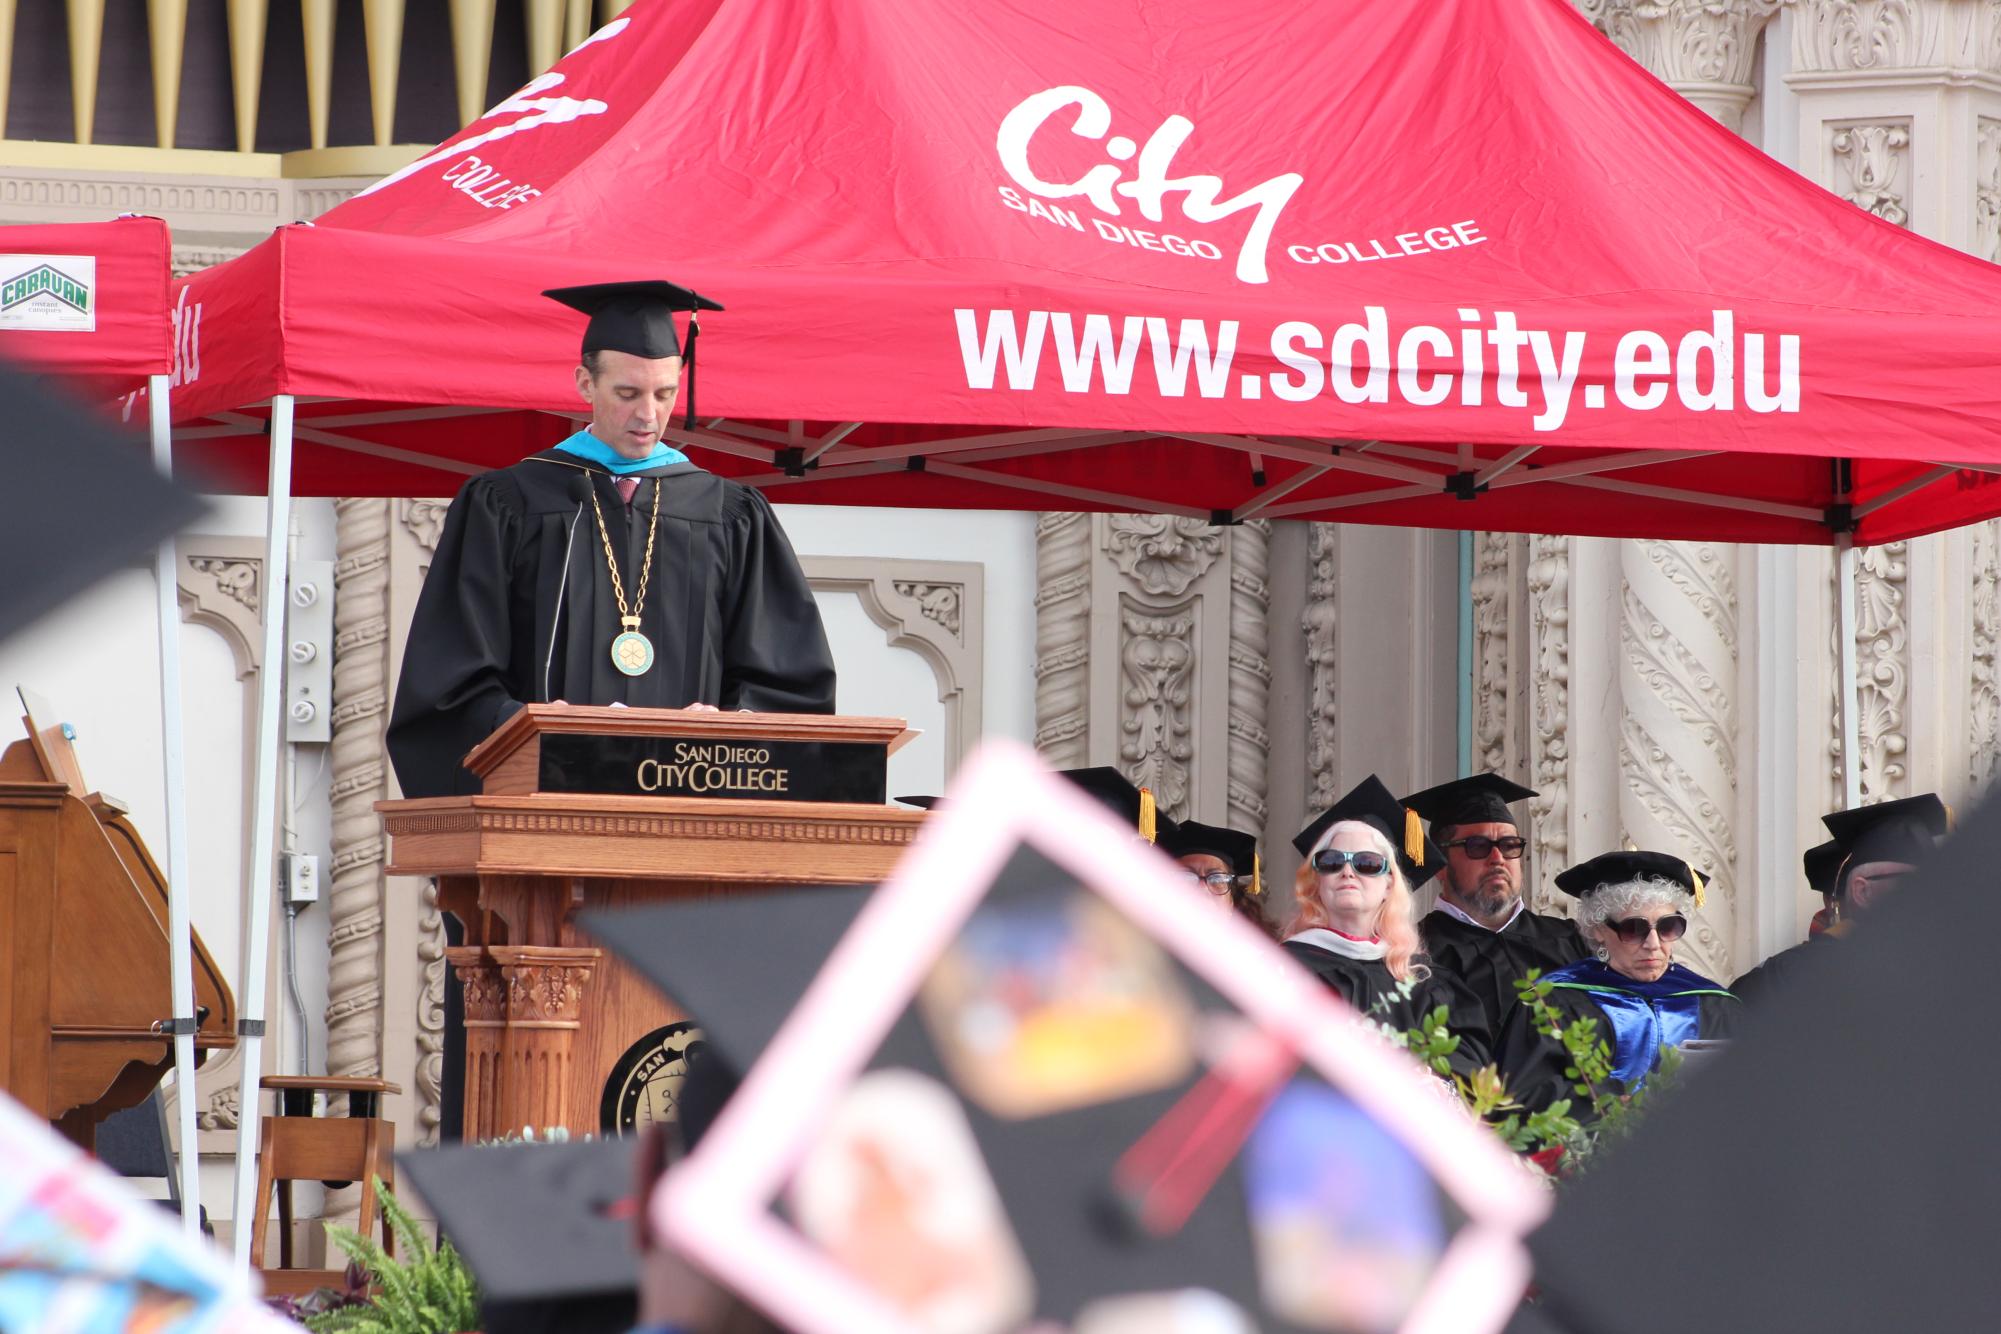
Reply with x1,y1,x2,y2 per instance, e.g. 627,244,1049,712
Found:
1443,834,1528,860
1178,869,1244,892
1606,914,1687,945
1310,848,1391,877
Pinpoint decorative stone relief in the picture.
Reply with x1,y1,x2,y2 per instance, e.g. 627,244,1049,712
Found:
327,499,392,1126
1574,0,1781,129
199,1085,239,1132
399,499,450,555
186,556,259,614
1789,0,1925,72
1526,536,1572,910
1226,521,1273,838
415,880,448,1147
1102,514,1224,597
1831,122,1912,226
1971,521,2001,790
1033,513,1092,765
1303,524,1340,812
1119,601,1197,817
1853,540,1911,801
1977,118,2001,263
892,582,963,639
1617,542,1739,980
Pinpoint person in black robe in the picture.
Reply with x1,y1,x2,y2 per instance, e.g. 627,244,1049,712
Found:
1280,775,1491,1075
386,280,836,799
1730,795,1947,1006
1403,774,1585,1037
1157,817,1274,937
1492,851,1736,1119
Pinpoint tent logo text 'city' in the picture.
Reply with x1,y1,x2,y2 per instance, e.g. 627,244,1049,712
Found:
996,86,1303,285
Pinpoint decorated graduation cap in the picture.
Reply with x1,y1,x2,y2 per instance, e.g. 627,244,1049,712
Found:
614,741,1543,1334
1158,819,1262,898
1059,766,1160,842
1401,773,1538,834
543,279,725,428
1803,839,1844,897
1821,793,1949,893
1292,773,1442,889
398,1136,640,1328
1554,850,1708,908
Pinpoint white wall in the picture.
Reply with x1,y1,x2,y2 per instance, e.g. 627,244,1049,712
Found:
775,504,1039,797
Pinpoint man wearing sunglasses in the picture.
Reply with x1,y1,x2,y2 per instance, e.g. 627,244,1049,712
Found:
1732,794,1948,1006
1402,774,1586,1035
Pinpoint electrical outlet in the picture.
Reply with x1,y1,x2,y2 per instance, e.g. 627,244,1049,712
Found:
284,853,321,904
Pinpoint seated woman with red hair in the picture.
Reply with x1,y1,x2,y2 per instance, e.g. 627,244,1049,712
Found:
1281,775,1491,1074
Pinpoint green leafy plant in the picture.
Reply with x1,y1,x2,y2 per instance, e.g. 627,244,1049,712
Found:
301,1178,480,1334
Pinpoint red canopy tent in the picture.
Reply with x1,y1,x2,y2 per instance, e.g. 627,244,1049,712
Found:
0,216,205,1235
0,217,171,396
170,0,2001,545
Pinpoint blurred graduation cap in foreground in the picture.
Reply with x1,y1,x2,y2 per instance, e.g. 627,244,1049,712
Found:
0,362,202,640
1528,788,2001,1332
594,742,1543,1334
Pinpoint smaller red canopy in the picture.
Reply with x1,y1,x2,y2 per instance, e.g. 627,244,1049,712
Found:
0,217,171,396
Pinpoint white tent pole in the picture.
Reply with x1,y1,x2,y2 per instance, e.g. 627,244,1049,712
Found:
150,373,202,1238
1836,534,1862,809
229,395,295,1268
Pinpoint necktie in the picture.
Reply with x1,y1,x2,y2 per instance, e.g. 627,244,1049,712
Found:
615,476,640,506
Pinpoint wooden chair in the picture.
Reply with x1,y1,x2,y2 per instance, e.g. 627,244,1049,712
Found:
250,1075,401,1297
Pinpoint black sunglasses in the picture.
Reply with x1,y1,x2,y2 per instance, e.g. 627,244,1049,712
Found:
1607,914,1687,944
1311,848,1391,877
1443,834,1527,860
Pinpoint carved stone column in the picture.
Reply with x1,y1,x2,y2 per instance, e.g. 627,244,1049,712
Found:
1032,513,1270,831
1972,522,2001,791
1525,536,1573,911
1576,0,1780,131
1302,523,1340,812
1618,542,1739,979
327,499,391,1102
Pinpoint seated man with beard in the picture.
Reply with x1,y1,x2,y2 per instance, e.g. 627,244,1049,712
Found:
1404,774,1585,1038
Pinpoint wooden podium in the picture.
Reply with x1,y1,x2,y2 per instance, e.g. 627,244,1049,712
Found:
378,707,922,1139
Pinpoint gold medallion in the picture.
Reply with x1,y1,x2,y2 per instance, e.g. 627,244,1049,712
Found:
611,628,655,676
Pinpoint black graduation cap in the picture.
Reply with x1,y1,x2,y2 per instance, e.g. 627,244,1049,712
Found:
543,280,725,428
1821,793,1949,888
1526,791,1998,1333
1158,818,1263,901
1802,838,1843,897
1291,773,1441,889
0,362,203,641
1401,773,1538,833
1552,850,1707,907
398,1136,640,1325
1058,766,1159,841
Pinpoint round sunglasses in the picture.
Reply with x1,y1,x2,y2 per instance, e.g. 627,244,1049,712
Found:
1310,848,1391,877
1606,914,1688,944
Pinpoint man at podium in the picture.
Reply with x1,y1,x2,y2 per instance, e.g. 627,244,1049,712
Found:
386,280,836,799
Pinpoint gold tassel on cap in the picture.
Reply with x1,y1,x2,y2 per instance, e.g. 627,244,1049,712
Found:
1250,852,1263,898
1404,807,1424,867
1946,802,1957,834
1139,788,1157,844
1690,866,1706,910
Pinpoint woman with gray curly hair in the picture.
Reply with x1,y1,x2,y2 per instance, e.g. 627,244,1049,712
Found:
1492,851,1738,1118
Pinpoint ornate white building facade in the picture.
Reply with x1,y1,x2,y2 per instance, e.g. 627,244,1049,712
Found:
2,0,1998,1245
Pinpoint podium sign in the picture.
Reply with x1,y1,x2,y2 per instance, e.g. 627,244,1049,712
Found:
381,705,922,1139
537,732,886,803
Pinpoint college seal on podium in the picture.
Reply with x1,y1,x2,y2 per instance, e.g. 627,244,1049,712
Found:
599,1021,706,1132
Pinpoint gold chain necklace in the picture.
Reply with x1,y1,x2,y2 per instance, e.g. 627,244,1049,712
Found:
589,478,661,677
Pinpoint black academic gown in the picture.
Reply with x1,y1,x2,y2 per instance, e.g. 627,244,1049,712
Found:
1491,963,1738,1119
1729,933,1839,1008
386,450,836,798
1420,907,1587,1038
1281,934,1493,1076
